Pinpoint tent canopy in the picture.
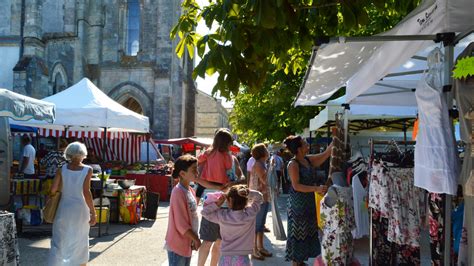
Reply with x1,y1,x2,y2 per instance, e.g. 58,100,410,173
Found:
295,0,474,106
0,88,55,122
155,137,214,147
154,137,247,153
310,95,417,131
12,78,149,133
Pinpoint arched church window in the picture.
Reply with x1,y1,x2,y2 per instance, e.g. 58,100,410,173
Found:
127,0,140,56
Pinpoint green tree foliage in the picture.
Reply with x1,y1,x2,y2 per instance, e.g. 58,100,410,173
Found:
172,0,420,142
172,0,420,97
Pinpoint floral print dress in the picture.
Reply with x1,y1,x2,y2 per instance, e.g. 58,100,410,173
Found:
320,186,356,265
369,161,422,265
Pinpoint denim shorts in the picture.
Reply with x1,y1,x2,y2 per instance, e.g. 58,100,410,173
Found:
199,217,221,241
167,250,191,266
255,202,269,233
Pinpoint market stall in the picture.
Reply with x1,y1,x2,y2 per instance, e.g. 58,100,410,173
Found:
0,88,55,265
154,137,246,155
12,78,153,235
295,0,473,264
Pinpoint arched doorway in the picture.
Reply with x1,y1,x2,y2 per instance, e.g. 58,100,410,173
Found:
108,82,152,119
120,96,143,115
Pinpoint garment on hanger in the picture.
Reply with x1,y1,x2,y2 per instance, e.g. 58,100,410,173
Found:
320,185,356,265
428,193,446,265
352,174,369,239
368,162,392,218
369,159,422,265
371,209,421,266
387,168,423,247
414,48,460,195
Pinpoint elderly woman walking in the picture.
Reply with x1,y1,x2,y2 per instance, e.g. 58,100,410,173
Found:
48,142,96,266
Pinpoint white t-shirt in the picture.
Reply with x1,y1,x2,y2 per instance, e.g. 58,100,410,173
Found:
247,157,255,172
22,144,36,175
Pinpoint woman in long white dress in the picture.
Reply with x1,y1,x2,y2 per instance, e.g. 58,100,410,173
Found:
48,142,97,266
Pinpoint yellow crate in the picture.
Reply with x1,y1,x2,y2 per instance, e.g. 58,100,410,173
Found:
94,207,109,224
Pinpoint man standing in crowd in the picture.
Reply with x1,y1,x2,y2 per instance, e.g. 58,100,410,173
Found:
20,135,36,178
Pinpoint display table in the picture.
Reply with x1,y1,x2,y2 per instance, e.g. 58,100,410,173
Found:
0,212,20,265
115,174,171,201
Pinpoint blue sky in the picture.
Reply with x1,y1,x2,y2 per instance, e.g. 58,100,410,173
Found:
195,0,233,108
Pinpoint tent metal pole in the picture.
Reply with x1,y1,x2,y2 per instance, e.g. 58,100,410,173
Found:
373,83,415,91
384,70,427,78
343,106,349,146
98,127,107,237
146,133,150,173
358,90,413,98
442,42,455,266
322,33,450,44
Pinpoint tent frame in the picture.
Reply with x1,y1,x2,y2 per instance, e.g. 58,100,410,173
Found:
303,29,474,265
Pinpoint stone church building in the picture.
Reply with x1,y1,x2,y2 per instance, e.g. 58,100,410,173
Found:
0,0,196,138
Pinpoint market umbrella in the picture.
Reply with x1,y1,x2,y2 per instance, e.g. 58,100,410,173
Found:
0,88,56,207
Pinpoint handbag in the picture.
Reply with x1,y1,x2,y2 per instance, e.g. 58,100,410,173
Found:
43,175,62,223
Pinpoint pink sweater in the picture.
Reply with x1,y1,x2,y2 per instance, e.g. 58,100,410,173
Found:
165,184,197,257
201,190,263,256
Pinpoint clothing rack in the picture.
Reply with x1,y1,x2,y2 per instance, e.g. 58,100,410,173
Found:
368,139,416,266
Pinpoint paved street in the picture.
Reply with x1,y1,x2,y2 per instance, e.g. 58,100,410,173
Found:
18,195,430,265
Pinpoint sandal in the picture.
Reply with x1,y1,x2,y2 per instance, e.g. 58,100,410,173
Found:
252,250,265,260
258,248,273,257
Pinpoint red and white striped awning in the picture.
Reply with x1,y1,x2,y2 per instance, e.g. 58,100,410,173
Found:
37,128,130,139
83,134,147,164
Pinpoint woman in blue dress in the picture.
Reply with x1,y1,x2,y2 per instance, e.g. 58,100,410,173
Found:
284,135,332,266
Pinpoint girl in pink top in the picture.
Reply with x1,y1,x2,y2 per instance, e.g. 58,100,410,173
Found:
202,185,263,266
165,155,201,266
196,128,234,266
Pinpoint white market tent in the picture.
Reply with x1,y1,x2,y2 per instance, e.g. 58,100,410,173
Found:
294,0,474,264
11,78,150,236
295,0,473,107
309,95,418,131
13,78,149,134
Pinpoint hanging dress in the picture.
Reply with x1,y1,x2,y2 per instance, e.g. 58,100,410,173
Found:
414,48,460,195
48,164,91,266
268,163,287,240
320,185,355,265
352,174,369,239
285,158,323,262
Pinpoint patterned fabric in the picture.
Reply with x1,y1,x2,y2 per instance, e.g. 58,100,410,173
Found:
10,179,41,195
428,193,445,266
369,162,423,265
0,212,20,266
40,151,66,177
387,168,423,247
219,255,251,266
249,161,270,202
320,186,356,265
285,158,323,262
369,163,423,247
368,162,392,217
371,210,421,266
